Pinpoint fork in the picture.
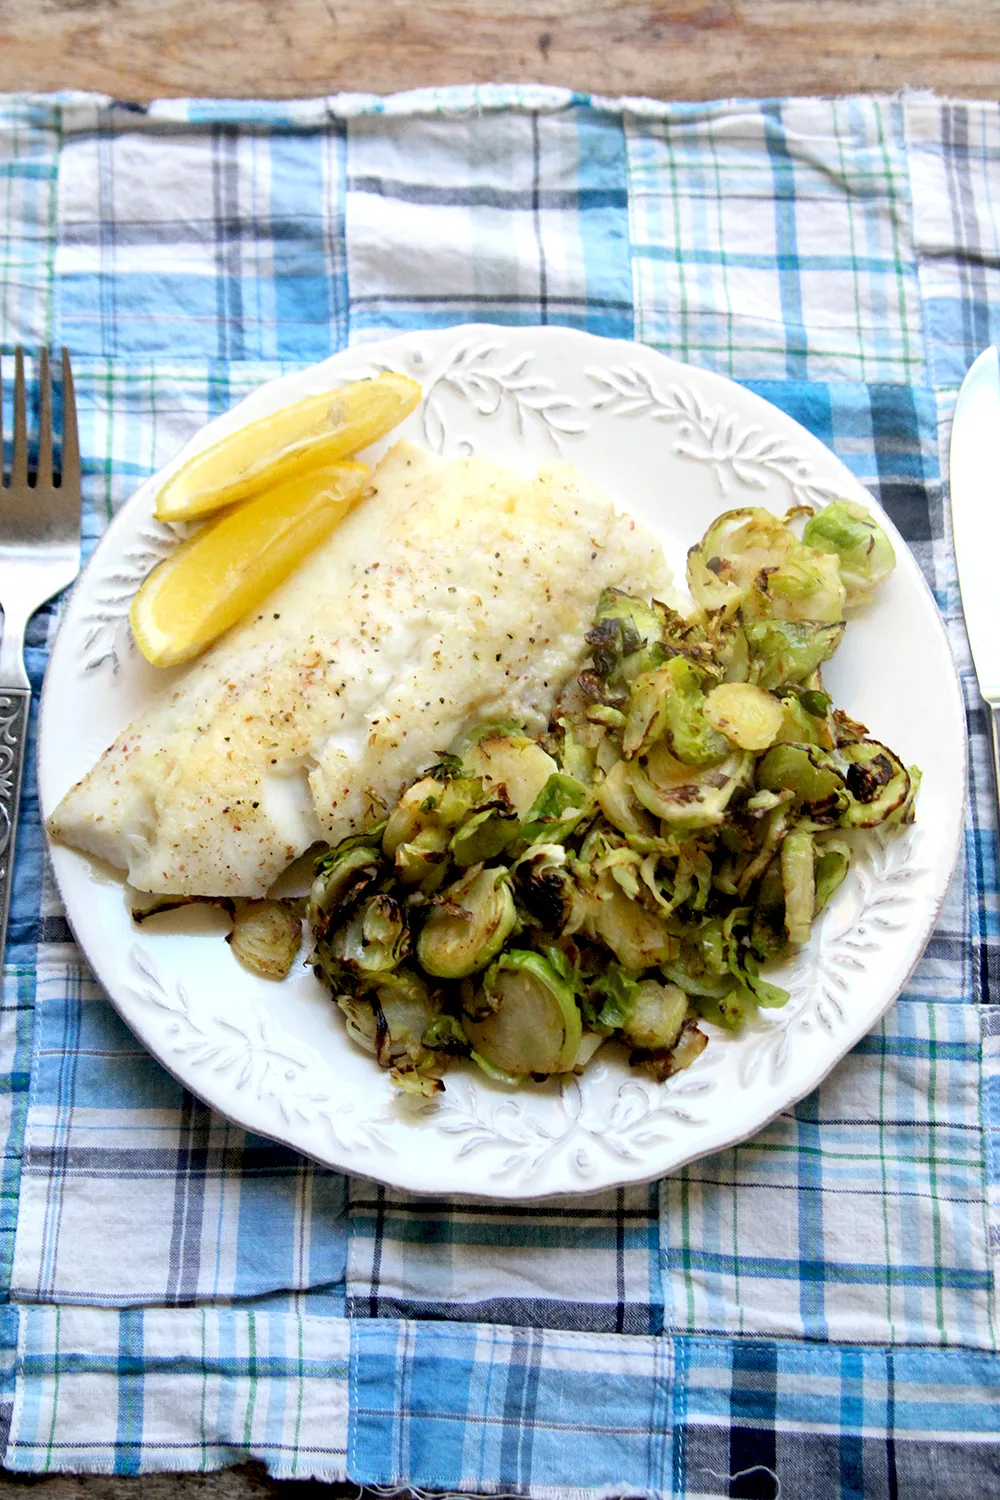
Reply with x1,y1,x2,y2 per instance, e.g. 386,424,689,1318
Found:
0,348,80,959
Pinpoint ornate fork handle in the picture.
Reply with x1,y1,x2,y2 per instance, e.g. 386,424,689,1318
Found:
0,688,30,959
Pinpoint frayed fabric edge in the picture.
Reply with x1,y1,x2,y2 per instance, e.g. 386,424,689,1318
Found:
26,83,963,138
355,1486,668,1500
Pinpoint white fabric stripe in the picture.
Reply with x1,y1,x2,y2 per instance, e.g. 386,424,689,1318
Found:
6,1306,350,1478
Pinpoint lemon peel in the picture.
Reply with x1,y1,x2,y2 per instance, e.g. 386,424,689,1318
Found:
154,372,419,522
132,461,369,667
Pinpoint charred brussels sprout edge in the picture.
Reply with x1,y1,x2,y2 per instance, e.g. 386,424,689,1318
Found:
306,496,916,1099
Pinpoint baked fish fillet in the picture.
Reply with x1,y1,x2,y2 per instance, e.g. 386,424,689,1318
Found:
48,440,671,897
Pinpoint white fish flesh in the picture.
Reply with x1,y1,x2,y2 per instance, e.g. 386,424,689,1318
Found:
47,440,671,897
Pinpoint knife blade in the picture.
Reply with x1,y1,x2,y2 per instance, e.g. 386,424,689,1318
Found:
950,346,1000,811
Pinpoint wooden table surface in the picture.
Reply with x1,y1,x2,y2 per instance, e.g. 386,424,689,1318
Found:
0,1,996,1495
1,0,999,102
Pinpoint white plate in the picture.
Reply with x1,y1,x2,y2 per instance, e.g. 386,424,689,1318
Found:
39,325,965,1199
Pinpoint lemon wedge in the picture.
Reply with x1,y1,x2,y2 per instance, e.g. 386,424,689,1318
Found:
132,461,369,667
154,372,420,522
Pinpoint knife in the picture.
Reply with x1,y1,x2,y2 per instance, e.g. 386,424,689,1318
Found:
950,346,1000,811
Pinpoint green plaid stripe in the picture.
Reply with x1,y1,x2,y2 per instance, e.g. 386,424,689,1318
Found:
626,97,925,384
662,999,993,1348
39,357,315,540
906,96,1000,389
0,87,994,1494
8,1305,349,1477
0,98,60,348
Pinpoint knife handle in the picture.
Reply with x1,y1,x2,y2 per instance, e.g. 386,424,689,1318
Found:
989,705,1000,834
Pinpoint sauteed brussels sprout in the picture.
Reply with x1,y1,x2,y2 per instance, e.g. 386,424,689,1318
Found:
307,498,917,1097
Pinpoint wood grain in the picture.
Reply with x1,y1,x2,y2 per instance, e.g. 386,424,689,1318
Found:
0,0,996,103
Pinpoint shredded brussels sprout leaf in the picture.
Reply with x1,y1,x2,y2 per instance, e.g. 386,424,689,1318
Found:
306,498,917,1096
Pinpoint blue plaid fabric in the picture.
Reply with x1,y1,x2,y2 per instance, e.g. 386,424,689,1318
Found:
0,85,998,1495
349,1323,1000,1496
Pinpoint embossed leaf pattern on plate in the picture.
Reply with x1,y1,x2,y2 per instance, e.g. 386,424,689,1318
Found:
127,947,392,1154
422,334,587,454
41,325,961,1196
739,829,926,1089
78,520,177,673
587,362,844,507
77,337,844,681
433,1064,717,1181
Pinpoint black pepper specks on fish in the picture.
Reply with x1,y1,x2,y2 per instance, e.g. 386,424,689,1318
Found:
47,440,670,897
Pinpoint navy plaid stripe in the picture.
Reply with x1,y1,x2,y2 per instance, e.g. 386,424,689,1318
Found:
347,1182,664,1334
345,104,635,343
0,85,995,1490
347,1320,1000,1495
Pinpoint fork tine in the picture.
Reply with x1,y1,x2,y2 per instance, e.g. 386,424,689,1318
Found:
60,347,80,492
36,347,52,489
10,347,27,489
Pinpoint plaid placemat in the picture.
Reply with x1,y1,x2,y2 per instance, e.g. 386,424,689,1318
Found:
0,86,997,1495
